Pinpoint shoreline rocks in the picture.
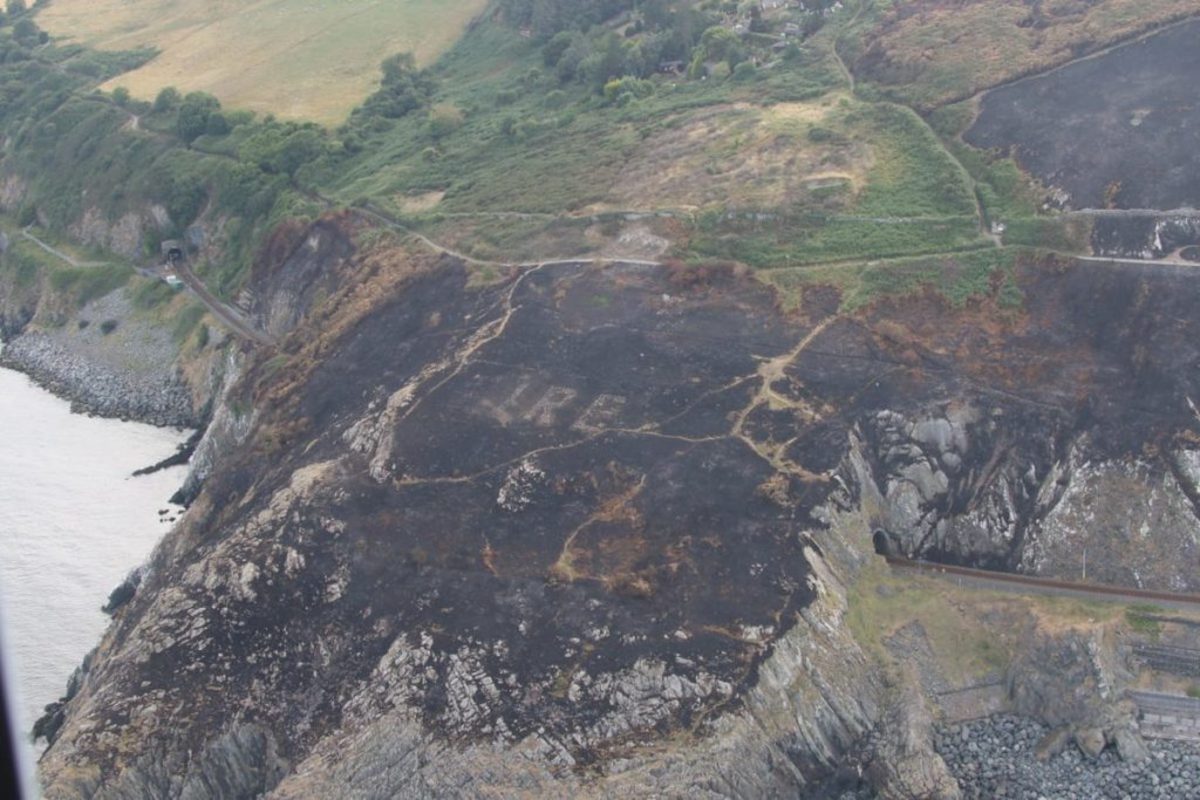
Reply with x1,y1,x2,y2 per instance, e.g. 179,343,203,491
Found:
935,715,1200,800
0,331,199,429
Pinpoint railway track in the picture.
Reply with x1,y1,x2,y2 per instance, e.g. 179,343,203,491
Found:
884,555,1200,609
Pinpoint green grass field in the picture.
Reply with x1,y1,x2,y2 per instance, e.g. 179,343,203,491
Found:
37,0,489,125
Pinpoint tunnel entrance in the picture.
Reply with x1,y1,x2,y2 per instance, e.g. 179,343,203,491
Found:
160,239,184,266
872,529,891,556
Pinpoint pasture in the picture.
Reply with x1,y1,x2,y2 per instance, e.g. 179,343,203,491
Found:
37,0,489,125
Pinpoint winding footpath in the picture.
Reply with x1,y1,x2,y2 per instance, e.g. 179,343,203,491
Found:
20,228,108,268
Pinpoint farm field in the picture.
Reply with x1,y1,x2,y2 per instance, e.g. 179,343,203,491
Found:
36,0,489,125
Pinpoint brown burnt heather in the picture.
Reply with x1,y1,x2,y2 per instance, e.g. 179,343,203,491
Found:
37,241,1200,796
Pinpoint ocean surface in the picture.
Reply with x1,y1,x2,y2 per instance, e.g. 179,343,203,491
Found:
0,364,188,786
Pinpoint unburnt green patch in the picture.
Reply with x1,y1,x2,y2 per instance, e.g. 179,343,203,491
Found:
762,247,1023,312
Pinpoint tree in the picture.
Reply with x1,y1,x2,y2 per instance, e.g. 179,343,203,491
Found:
542,31,574,67
580,32,627,90
7,0,25,17
357,52,433,120
748,6,768,33
153,86,181,113
111,86,130,107
239,125,327,177
732,61,756,82
176,91,220,142
603,76,652,105
12,17,36,45
204,111,230,136
380,52,416,84
274,128,325,176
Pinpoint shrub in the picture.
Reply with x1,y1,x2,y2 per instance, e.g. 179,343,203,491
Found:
1126,605,1163,637
602,76,652,104
172,303,205,342
427,104,464,140
807,125,834,143
732,61,756,82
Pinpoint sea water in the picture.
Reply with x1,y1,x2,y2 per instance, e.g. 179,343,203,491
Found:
0,364,189,786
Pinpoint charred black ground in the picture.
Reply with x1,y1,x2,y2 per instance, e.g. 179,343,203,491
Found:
76,250,1199,780
966,20,1200,210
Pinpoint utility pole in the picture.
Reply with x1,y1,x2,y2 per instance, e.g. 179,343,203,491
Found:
1082,546,1087,583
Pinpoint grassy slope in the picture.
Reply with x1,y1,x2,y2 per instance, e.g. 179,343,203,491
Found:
37,0,489,125
329,22,848,214
326,11,999,271
8,0,1146,317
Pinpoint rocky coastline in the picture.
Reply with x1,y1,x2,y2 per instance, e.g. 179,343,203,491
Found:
937,715,1200,800
833,713,1200,800
0,331,196,431
0,331,199,429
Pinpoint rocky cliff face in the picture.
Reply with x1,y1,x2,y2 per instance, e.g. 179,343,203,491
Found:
34,229,1200,797
1091,215,1200,261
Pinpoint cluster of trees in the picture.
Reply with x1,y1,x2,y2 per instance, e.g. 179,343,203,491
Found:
151,88,230,142
355,53,435,121
498,0,636,38
148,84,327,178
238,123,326,177
1,0,48,47
540,3,717,91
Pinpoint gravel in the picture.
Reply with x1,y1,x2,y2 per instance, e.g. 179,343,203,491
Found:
935,715,1200,800
0,290,202,428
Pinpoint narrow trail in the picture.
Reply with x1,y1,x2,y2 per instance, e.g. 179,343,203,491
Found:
387,259,558,430
1075,254,1200,269
731,315,840,483
353,202,664,270
824,1,992,243
829,0,866,94
353,204,513,269
20,229,109,268
1063,207,1200,219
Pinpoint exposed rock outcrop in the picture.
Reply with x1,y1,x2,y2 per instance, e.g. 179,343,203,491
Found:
34,241,1200,798
862,677,961,800
1005,622,1142,760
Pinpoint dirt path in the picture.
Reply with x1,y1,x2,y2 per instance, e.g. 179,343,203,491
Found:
1064,208,1200,219
354,202,664,270
830,0,866,94
1075,254,1200,269
20,229,109,268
